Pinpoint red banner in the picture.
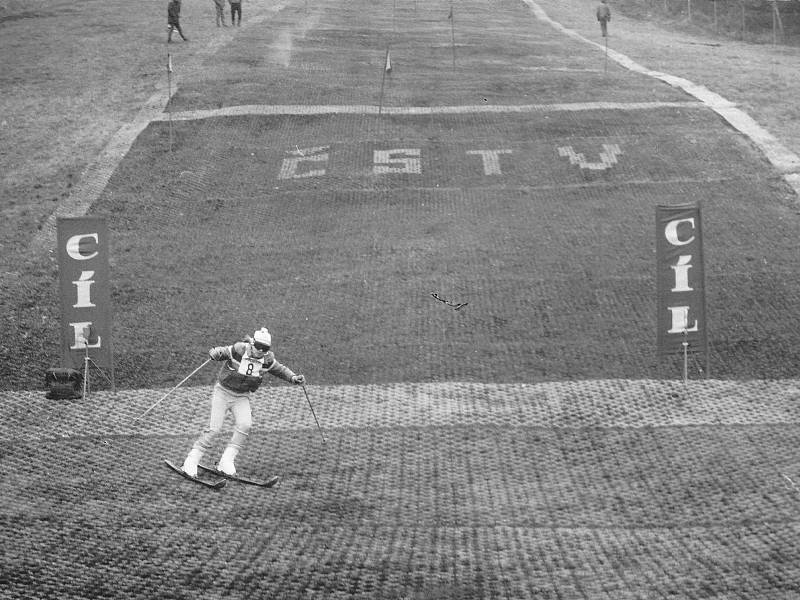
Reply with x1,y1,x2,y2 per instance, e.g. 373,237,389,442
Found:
656,204,708,356
56,218,113,371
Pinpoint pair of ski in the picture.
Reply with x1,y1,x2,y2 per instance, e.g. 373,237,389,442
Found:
164,459,279,489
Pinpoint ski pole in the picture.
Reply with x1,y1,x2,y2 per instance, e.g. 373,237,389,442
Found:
133,358,212,423
301,384,326,443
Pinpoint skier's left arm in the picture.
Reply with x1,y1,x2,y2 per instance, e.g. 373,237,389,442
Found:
264,352,306,385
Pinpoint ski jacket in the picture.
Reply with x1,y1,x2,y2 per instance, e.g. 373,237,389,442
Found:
210,342,296,394
596,3,611,20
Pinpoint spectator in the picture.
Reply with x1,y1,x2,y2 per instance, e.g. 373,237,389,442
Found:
229,0,242,26
596,0,611,37
213,0,227,27
167,0,189,42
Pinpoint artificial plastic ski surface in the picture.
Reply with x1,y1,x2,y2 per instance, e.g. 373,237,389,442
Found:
164,459,227,489
199,464,280,487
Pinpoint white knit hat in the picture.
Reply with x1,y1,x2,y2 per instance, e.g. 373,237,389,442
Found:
253,327,272,348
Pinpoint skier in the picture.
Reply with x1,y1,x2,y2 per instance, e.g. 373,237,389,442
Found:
181,327,305,478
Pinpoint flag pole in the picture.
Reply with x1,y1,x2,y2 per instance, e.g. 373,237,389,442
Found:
167,53,174,152
449,4,456,71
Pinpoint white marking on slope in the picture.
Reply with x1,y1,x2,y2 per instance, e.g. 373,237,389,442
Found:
521,0,800,196
558,143,622,171
521,66,603,72
154,100,703,121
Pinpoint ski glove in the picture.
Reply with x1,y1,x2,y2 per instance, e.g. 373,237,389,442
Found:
209,347,227,361
291,374,306,385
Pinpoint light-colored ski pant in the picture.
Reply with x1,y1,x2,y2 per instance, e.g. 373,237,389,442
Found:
192,382,252,454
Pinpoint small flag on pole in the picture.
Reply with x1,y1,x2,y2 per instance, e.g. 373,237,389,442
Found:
448,6,453,19
379,46,391,115
167,53,173,74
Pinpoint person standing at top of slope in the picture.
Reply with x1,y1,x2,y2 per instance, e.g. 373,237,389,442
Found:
167,0,189,42
182,327,305,477
596,0,611,37
229,0,243,26
213,0,227,27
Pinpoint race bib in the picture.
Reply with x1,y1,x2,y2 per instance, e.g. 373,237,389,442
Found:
237,352,264,378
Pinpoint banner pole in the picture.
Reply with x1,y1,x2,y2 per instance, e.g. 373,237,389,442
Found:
682,329,688,385
83,345,90,401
